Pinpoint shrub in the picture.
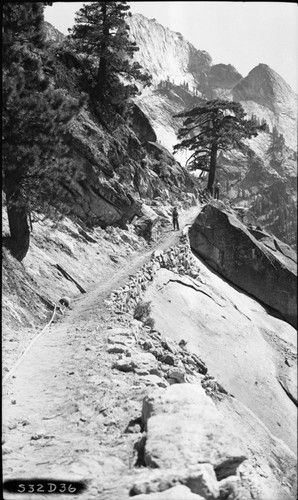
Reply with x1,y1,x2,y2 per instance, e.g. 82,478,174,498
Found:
143,317,155,329
134,300,151,321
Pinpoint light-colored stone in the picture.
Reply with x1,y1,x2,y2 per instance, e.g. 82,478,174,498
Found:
218,476,250,500
132,484,205,499
107,333,135,347
113,352,159,374
182,464,219,499
161,336,178,354
132,352,159,373
142,384,247,470
113,358,134,372
131,465,218,499
139,374,168,388
106,327,133,335
166,367,187,383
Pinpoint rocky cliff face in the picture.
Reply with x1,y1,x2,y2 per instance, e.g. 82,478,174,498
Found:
127,14,297,248
41,22,198,232
233,64,298,151
208,63,243,91
128,14,212,88
43,21,65,43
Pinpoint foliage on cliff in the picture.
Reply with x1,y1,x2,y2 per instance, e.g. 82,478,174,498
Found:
68,1,151,109
2,2,151,261
2,2,83,261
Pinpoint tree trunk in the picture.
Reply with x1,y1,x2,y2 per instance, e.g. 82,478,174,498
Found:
97,54,107,98
207,143,218,194
6,187,30,261
96,3,108,99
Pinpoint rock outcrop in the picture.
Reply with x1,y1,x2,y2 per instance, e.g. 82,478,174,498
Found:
127,14,212,88
208,63,243,91
128,103,157,144
43,21,64,43
233,63,298,150
189,203,297,327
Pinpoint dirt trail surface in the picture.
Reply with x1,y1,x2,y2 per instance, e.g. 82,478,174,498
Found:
2,206,201,500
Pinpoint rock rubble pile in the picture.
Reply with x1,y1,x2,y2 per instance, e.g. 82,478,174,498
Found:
106,324,208,387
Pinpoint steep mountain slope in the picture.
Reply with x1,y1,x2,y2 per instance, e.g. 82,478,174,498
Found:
127,14,297,248
41,17,297,247
233,63,297,150
127,14,212,88
128,14,297,151
3,15,297,500
3,202,297,500
35,21,199,234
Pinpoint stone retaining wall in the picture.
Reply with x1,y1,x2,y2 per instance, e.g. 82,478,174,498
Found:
108,233,200,315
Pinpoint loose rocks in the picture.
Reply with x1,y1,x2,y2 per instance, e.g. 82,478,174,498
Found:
113,352,159,375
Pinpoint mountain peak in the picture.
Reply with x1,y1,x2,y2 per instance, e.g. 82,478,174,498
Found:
128,14,212,87
233,62,295,109
43,21,65,43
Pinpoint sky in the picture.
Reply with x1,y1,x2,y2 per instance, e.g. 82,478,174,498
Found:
44,2,298,92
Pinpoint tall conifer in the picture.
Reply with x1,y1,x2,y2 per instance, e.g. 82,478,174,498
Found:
68,1,151,106
174,100,265,193
3,3,81,260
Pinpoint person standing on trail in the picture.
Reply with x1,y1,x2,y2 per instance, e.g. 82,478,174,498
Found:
172,207,179,231
214,179,221,200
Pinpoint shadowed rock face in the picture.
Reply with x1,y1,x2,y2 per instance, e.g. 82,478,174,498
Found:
128,103,157,144
208,63,243,90
189,203,297,328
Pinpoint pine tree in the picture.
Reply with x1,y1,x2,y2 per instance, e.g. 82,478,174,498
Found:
68,1,151,106
3,3,82,261
260,117,270,133
266,126,286,173
174,100,265,193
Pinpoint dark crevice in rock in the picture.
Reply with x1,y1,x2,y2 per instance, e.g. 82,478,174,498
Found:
214,456,247,481
232,304,251,322
133,434,147,468
167,277,226,308
278,378,298,407
125,416,144,433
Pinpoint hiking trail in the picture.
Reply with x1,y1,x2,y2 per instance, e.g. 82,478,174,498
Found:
3,205,202,500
